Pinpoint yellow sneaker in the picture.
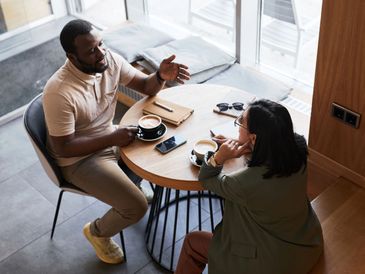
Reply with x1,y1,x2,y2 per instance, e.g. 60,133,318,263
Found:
83,222,124,264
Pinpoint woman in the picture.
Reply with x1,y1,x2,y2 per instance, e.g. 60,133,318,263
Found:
175,100,323,274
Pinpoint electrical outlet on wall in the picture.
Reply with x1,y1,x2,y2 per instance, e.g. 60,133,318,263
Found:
331,103,361,128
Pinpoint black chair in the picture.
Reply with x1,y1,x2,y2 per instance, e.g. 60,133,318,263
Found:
23,93,129,260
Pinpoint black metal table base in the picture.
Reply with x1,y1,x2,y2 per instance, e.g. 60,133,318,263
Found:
145,185,224,272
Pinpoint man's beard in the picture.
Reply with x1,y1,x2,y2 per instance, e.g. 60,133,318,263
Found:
76,55,109,74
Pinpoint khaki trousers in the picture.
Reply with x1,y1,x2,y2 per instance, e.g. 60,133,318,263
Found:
61,147,148,237
175,231,213,274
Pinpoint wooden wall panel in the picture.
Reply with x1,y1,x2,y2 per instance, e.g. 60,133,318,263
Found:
309,0,365,183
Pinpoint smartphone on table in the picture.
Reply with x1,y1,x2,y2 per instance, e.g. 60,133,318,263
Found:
155,135,187,154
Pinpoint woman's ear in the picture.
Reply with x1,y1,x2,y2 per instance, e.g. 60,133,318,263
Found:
249,133,256,146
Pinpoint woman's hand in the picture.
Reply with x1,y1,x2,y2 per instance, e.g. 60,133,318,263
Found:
211,132,240,144
211,134,228,145
214,140,251,165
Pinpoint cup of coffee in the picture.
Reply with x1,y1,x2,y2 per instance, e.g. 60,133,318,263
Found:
193,139,218,161
138,115,162,137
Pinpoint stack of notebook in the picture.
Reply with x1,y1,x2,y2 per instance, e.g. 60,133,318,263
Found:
143,97,194,126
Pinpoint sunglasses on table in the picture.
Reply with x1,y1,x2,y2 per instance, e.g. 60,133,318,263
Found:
216,102,244,111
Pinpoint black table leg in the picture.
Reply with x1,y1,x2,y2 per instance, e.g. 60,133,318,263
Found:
145,186,223,272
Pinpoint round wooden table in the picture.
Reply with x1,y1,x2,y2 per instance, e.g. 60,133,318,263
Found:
119,84,252,190
119,84,253,271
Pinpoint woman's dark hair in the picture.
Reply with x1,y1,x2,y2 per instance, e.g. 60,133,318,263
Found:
60,19,93,54
247,99,308,179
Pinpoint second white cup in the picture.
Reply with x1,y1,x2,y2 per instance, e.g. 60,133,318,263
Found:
193,139,218,161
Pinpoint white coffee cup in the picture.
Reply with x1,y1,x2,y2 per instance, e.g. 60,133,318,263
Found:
193,139,218,161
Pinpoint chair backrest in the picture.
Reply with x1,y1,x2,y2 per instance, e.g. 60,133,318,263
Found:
263,0,296,25
23,93,65,187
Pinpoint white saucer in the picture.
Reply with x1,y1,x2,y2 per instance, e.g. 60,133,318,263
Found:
189,150,203,167
137,123,167,142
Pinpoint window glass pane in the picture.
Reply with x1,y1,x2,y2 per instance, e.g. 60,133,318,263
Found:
127,0,236,54
69,0,126,29
0,0,52,33
0,0,54,53
259,0,322,85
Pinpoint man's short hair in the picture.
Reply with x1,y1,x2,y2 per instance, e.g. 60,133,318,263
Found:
60,19,93,53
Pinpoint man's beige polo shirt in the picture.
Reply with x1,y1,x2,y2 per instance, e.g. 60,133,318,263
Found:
43,50,136,166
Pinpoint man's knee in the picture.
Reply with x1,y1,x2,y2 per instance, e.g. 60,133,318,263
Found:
116,194,148,224
133,197,148,221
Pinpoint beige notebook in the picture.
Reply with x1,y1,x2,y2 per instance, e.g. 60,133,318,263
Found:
143,97,194,126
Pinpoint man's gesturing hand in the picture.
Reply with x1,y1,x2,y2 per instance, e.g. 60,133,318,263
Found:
159,55,190,84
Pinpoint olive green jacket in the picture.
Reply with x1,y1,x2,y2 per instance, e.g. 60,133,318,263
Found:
199,154,323,274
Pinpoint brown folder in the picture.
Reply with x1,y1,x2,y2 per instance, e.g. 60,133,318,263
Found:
213,107,241,118
143,97,194,126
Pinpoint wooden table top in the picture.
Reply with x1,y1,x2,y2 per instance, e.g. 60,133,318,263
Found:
119,84,253,190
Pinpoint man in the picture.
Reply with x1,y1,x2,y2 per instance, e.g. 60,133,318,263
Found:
43,19,189,264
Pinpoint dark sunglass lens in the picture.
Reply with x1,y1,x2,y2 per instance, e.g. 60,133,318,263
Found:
217,103,229,111
232,102,244,110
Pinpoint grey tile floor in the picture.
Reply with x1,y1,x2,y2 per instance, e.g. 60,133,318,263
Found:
0,103,218,273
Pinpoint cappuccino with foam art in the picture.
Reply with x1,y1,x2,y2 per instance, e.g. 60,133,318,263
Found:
138,115,162,138
139,116,161,129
